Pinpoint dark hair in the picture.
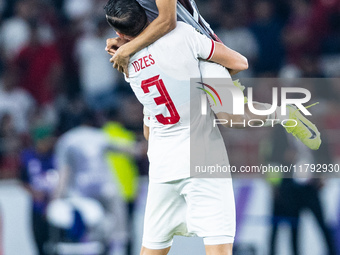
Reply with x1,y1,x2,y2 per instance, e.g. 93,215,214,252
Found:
104,0,147,37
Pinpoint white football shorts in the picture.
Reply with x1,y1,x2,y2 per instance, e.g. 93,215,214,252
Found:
142,177,236,249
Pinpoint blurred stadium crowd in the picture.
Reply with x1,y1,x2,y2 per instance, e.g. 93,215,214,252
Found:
1,0,340,178
0,0,340,255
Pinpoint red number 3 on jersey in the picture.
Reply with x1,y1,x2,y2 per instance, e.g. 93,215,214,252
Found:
141,75,180,125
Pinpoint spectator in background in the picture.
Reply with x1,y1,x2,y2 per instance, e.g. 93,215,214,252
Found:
0,0,5,92
0,0,5,18
292,139,336,255
0,0,54,61
250,0,284,76
322,4,340,54
309,0,338,51
216,5,258,77
54,111,132,255
75,17,120,111
0,113,21,179
56,96,88,135
282,0,319,65
298,54,325,78
63,0,94,23
61,0,95,78
115,94,144,133
103,108,141,255
53,16,82,99
267,126,298,255
103,108,139,207
0,69,35,134
268,126,337,255
196,0,224,31
14,21,62,125
20,125,57,255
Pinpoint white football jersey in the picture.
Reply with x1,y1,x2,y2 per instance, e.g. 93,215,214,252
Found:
126,22,229,182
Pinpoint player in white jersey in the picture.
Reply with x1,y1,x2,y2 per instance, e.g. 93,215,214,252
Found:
104,1,322,254
53,112,136,254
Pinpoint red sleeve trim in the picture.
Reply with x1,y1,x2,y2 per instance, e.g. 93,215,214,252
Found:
207,39,215,60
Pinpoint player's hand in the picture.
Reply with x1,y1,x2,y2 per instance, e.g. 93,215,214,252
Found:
106,37,123,55
111,46,130,76
105,37,130,77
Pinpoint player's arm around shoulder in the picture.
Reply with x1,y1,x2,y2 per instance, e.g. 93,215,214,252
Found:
124,0,177,49
131,0,177,53
185,24,248,75
155,0,177,32
210,42,248,76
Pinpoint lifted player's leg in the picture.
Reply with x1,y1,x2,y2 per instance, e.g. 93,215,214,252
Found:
281,105,321,150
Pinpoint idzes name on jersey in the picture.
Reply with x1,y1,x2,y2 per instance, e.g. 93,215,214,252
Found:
131,54,155,73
